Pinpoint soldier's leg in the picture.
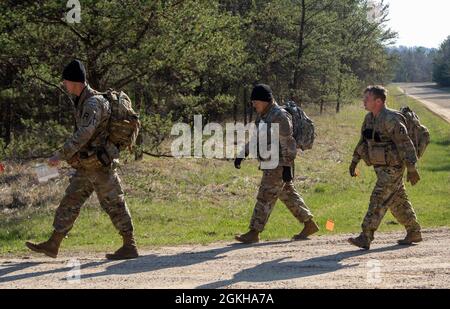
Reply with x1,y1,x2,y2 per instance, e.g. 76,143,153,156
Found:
53,171,94,234
361,166,403,242
92,168,134,235
278,181,313,223
388,182,421,232
279,181,319,240
26,171,93,257
93,168,138,259
249,167,284,233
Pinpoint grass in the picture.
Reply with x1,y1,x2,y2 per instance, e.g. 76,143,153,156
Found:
0,85,449,255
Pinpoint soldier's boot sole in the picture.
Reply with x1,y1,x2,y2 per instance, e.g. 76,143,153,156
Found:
105,254,139,260
347,238,370,250
234,235,259,244
397,236,423,246
105,246,139,260
25,242,58,259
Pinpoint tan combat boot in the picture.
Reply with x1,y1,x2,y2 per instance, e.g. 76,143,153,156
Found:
235,230,260,244
292,219,320,241
25,231,65,258
348,233,371,250
398,231,422,245
106,232,139,260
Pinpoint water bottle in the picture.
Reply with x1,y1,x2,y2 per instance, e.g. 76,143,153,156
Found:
34,163,59,183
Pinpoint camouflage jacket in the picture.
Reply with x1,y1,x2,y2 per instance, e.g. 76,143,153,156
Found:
244,102,297,168
352,106,418,168
56,85,111,161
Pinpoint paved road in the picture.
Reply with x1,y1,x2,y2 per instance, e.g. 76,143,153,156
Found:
396,83,450,123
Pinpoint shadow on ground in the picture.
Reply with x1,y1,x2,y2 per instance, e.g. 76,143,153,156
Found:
196,244,406,288
0,241,408,288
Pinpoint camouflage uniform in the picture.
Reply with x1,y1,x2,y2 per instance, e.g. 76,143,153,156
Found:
352,106,421,242
247,102,313,232
54,85,134,236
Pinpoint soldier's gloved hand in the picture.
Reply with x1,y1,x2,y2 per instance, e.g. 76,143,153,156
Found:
282,166,293,182
234,158,243,169
349,161,358,177
407,165,421,186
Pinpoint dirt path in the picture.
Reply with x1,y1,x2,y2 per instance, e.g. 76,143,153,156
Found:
1,229,449,289
396,82,450,123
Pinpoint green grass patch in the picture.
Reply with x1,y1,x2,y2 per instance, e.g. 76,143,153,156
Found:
1,85,449,255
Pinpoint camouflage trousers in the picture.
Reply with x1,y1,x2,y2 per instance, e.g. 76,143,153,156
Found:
362,166,421,241
249,166,313,232
53,167,134,236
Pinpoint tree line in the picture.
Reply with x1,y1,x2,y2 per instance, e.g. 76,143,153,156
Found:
0,0,396,160
389,36,450,87
389,46,436,83
433,36,450,87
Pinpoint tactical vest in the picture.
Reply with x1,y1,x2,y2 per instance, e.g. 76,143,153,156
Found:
363,110,404,167
68,86,114,170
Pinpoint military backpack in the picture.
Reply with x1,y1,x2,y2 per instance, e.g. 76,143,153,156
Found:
102,90,141,152
281,101,315,151
399,106,430,159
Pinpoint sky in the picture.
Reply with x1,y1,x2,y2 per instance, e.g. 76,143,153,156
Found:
384,0,450,49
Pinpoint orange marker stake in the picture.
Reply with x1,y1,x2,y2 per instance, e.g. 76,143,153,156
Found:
326,219,335,232
0,162,4,174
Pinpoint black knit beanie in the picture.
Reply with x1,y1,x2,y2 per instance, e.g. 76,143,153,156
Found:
251,84,273,102
62,60,86,83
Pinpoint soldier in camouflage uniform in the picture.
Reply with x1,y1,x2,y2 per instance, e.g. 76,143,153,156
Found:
26,60,138,260
234,84,319,244
348,85,422,250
